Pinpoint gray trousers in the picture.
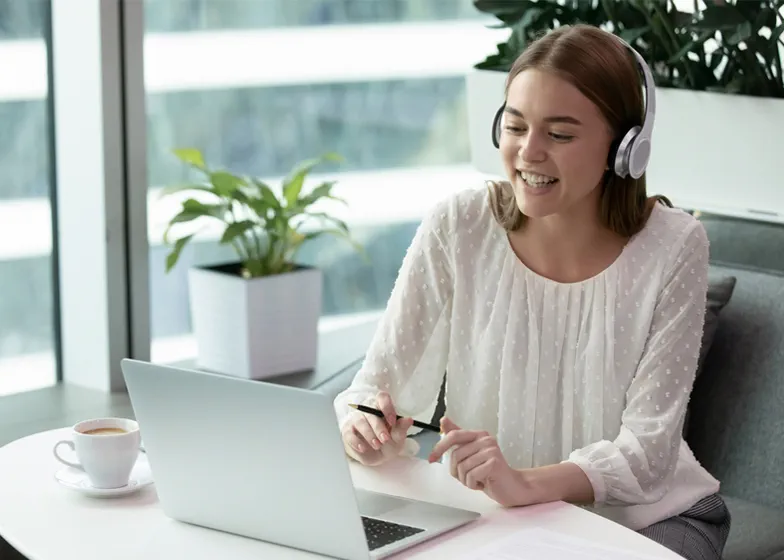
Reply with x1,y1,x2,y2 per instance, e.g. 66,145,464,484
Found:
638,494,731,560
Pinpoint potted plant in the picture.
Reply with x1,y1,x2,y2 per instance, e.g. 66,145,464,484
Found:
160,148,365,379
467,0,784,220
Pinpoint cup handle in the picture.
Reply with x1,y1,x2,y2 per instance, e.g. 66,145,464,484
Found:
53,440,83,470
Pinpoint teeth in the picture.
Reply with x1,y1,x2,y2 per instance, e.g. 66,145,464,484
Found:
519,171,557,187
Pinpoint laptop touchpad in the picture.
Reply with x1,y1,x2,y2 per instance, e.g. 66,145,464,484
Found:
354,489,412,517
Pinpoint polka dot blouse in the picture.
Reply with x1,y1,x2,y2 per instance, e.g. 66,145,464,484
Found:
334,187,721,530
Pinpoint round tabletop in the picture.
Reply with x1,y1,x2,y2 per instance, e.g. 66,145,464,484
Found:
0,428,682,559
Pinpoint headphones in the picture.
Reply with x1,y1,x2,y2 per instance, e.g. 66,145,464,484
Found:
490,35,656,180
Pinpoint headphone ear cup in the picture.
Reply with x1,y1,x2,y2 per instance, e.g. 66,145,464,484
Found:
612,127,640,178
491,105,504,149
627,132,651,179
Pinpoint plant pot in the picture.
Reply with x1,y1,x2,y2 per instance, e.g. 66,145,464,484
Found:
188,263,322,379
646,88,784,221
466,68,784,222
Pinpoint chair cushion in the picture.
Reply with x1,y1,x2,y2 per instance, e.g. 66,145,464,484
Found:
722,495,784,560
683,274,736,435
699,274,737,372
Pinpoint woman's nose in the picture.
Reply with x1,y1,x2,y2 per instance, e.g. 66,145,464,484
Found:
518,132,546,163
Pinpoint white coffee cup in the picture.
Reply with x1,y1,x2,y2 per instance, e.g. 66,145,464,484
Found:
53,418,141,489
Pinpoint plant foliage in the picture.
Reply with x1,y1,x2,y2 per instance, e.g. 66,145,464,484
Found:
160,149,365,278
474,0,784,98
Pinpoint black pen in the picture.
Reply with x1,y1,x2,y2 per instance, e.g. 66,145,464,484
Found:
348,403,441,433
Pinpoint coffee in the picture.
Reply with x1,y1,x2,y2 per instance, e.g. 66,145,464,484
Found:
82,427,127,435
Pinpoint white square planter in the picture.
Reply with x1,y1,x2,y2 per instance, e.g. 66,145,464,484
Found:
646,88,784,221
188,264,322,379
466,68,784,222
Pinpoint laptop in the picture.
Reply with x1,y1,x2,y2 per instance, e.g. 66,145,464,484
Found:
120,359,480,559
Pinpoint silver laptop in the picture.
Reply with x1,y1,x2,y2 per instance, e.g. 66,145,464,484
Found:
121,359,480,559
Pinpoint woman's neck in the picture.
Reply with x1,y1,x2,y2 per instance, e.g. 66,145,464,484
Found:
508,206,628,284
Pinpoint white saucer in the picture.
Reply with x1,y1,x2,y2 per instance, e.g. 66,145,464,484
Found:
54,452,154,498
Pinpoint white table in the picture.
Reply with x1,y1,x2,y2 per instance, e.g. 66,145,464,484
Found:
0,428,682,560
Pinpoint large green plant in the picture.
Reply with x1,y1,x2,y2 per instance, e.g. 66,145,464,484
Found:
474,0,784,98
160,149,365,278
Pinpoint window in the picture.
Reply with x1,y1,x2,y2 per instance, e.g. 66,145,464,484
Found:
0,0,58,395
144,0,501,363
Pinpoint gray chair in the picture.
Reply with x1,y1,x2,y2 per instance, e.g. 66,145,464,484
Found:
688,212,784,560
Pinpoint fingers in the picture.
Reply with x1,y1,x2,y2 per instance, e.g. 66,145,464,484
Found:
342,413,414,466
343,428,368,454
439,416,461,434
449,437,487,478
343,431,385,466
375,391,397,427
465,457,496,490
455,447,494,487
353,415,384,450
428,429,486,463
366,413,392,445
391,416,414,443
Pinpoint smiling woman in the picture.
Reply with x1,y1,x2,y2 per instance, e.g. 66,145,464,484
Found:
334,23,730,560
487,24,670,238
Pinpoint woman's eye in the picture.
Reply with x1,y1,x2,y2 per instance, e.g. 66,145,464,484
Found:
504,126,524,134
550,133,574,142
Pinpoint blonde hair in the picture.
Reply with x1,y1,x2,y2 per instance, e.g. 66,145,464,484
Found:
488,24,671,235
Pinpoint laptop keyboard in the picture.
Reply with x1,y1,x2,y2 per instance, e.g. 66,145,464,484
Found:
361,516,425,550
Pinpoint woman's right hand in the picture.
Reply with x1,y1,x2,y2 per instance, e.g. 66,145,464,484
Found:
341,391,415,466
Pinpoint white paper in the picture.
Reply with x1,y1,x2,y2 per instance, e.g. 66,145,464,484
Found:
458,527,666,560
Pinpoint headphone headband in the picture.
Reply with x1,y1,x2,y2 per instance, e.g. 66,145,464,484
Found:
491,32,656,180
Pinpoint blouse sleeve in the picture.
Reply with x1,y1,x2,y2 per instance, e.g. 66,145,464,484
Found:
566,221,710,506
333,196,455,436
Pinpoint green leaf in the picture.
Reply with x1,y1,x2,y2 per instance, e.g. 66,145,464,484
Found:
282,153,343,208
694,5,748,30
297,181,338,209
172,148,205,169
752,5,778,31
210,171,245,197
667,30,715,65
220,220,256,245
157,183,215,200
517,6,544,29
726,21,752,46
619,26,651,44
473,0,537,25
181,198,226,219
165,234,194,273
282,171,308,208
771,22,784,44
248,199,272,221
230,188,251,206
252,179,282,210
162,200,226,244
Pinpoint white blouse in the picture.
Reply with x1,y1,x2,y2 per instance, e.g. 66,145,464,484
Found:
333,186,720,531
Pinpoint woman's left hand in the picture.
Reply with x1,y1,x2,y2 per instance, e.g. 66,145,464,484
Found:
428,417,530,507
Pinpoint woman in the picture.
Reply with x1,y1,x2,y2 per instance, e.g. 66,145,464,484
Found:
333,24,730,560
